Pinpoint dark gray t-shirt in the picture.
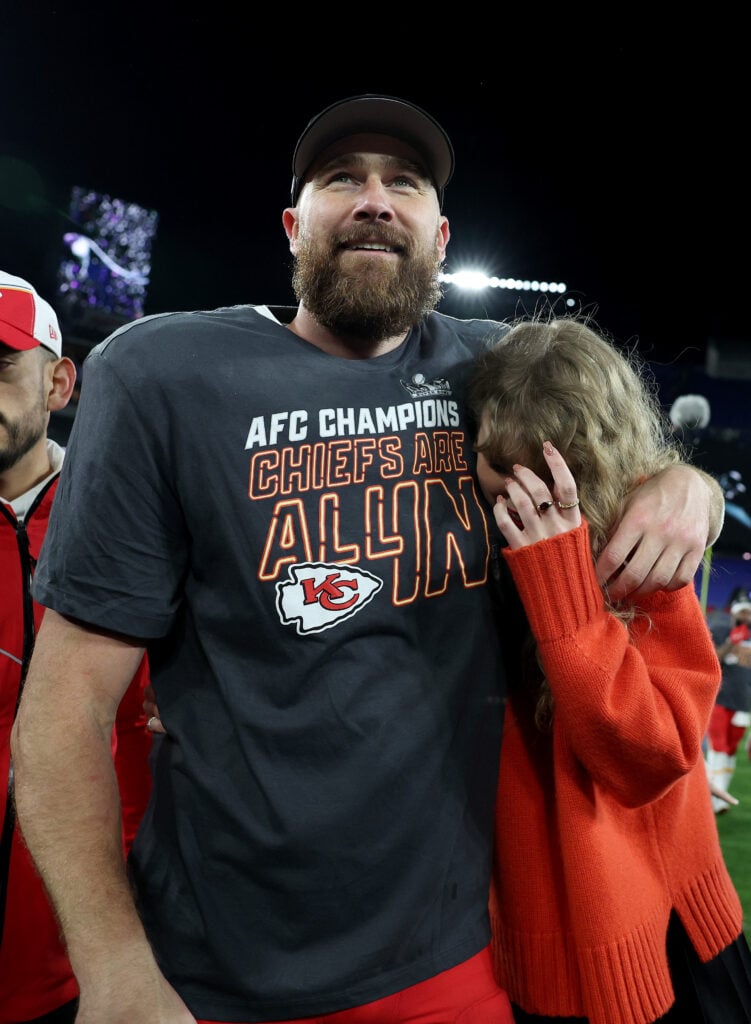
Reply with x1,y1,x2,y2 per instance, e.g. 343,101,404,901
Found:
33,304,510,1020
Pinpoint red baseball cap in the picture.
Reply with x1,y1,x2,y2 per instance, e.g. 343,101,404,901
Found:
0,271,62,357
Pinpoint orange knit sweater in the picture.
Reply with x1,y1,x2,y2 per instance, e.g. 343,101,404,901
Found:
489,521,742,1024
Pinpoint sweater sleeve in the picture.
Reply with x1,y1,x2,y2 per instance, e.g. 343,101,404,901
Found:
501,521,722,807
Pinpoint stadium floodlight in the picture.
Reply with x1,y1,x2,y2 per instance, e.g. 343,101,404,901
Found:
439,270,567,294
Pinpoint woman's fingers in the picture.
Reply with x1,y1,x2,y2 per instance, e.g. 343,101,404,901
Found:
496,446,581,548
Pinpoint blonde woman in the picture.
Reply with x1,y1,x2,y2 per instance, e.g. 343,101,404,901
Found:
468,315,751,1024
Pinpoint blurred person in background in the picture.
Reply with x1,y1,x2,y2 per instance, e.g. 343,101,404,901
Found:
0,271,152,1024
706,593,751,813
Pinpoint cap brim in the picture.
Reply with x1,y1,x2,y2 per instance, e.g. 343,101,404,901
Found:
291,94,454,206
0,319,41,352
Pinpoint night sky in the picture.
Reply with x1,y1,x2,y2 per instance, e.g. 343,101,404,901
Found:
2,16,744,370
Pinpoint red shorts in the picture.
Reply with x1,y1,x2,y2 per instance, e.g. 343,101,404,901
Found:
707,703,748,756
196,945,513,1024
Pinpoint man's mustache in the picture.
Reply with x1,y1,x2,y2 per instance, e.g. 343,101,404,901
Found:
333,226,411,254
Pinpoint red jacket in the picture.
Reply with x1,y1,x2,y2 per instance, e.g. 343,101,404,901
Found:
0,473,153,1021
489,521,740,1024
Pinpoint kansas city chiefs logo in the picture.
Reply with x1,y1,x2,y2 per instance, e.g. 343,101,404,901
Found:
276,562,383,635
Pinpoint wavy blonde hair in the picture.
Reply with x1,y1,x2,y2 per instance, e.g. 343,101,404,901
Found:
467,313,686,726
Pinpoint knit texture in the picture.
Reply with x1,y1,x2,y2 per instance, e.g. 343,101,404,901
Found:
489,521,741,1024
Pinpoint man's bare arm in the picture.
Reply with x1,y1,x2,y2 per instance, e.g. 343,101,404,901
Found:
10,610,194,1023
692,466,725,546
595,464,724,602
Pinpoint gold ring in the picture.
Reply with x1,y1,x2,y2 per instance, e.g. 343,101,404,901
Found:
536,500,554,512
557,499,580,509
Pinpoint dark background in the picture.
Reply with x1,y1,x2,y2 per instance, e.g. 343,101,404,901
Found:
2,15,744,355
1,14,748,578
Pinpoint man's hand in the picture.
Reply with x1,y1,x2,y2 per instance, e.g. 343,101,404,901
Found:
595,464,722,601
75,968,196,1024
143,684,166,734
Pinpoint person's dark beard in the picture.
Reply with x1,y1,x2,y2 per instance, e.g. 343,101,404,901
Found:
0,406,47,473
291,225,444,348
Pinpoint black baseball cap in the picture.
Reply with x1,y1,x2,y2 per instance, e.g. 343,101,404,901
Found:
290,94,455,208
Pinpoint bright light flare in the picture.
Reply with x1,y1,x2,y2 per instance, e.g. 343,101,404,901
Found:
439,270,567,293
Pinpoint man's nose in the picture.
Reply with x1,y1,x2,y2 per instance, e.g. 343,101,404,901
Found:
352,177,394,220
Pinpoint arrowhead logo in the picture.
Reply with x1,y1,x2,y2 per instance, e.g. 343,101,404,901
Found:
276,562,383,635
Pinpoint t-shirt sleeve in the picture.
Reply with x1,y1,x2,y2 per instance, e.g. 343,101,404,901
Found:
33,341,188,639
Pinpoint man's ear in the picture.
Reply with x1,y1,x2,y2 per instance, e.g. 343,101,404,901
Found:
436,216,450,261
46,356,77,413
282,208,299,253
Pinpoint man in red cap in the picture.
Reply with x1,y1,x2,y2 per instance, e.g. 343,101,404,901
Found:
0,272,153,1023
706,592,751,811
11,97,726,1024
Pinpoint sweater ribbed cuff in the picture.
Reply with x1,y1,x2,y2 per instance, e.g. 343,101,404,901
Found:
501,521,605,643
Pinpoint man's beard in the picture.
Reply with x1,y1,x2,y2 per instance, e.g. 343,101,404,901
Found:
0,405,47,474
291,226,444,348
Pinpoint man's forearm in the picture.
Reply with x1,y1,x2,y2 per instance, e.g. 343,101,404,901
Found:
692,465,725,547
